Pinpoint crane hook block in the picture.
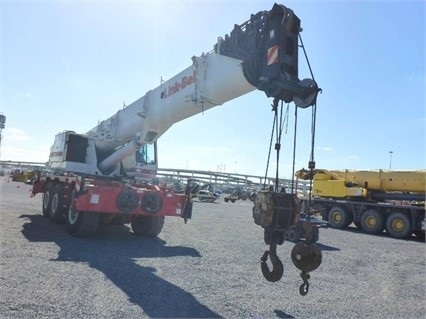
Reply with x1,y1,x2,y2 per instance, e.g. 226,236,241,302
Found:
253,190,299,230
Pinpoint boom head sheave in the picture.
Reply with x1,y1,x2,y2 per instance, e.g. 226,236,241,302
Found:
217,3,319,108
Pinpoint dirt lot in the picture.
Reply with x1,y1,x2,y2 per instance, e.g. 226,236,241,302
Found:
1,178,425,318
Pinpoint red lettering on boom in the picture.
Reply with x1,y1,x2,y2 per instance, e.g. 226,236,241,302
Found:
161,72,195,99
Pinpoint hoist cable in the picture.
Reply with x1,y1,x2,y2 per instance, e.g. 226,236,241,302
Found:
299,34,316,82
307,103,318,215
310,104,317,164
264,99,287,192
284,105,290,135
274,101,284,192
263,108,277,189
263,35,319,201
299,32,319,216
291,106,298,194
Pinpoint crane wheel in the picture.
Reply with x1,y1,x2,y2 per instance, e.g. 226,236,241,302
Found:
360,209,385,235
385,211,412,239
67,205,100,237
42,182,54,217
327,206,352,229
131,215,164,237
49,183,66,224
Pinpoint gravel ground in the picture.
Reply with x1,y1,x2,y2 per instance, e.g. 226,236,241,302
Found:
1,178,425,318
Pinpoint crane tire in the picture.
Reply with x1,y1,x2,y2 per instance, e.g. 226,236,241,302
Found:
49,183,66,224
42,182,54,217
360,209,385,235
386,211,412,239
68,206,100,237
131,215,164,237
328,206,352,229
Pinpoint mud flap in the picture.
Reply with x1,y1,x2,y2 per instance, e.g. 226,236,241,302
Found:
182,201,193,222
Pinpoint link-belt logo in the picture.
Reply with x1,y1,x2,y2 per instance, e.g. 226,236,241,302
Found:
161,72,195,99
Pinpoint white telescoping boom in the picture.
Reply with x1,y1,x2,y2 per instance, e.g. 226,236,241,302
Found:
47,3,318,177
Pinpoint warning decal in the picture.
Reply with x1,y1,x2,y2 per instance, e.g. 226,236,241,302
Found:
267,45,279,65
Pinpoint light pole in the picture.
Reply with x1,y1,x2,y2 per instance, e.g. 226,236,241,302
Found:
389,151,393,170
0,113,6,158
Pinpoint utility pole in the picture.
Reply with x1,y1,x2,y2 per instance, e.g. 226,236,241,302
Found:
0,113,6,158
389,150,393,170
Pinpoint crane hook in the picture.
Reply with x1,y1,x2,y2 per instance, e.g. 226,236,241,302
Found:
299,271,310,296
260,243,284,282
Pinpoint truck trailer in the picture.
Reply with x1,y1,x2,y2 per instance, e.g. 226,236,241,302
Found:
297,169,425,240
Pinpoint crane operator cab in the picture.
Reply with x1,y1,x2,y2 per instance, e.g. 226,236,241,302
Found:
121,142,158,181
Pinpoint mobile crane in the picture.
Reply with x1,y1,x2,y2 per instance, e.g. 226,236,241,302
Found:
297,169,426,239
32,3,322,294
